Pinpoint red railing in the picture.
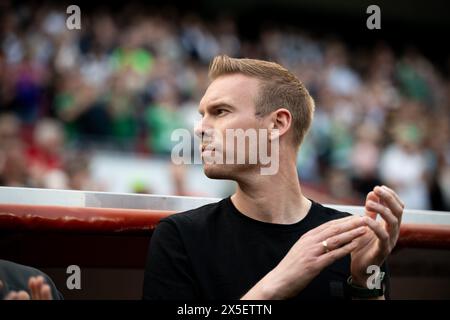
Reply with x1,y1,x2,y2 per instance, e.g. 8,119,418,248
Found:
1,203,450,249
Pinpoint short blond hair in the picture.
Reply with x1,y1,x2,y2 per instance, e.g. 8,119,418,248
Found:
209,55,315,147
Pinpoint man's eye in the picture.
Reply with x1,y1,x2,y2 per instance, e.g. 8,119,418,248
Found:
216,109,228,116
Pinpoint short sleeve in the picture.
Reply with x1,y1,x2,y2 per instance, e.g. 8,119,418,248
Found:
142,219,200,300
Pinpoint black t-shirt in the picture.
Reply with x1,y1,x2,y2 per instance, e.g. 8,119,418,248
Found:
143,197,389,300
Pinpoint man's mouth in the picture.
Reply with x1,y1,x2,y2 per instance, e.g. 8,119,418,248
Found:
201,145,216,153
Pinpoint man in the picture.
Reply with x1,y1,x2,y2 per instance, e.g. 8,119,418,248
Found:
0,259,62,300
143,55,404,300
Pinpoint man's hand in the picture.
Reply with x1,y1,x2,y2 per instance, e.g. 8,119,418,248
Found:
242,215,369,299
351,185,404,287
4,276,53,300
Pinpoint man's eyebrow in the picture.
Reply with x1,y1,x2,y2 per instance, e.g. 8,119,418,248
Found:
198,103,235,114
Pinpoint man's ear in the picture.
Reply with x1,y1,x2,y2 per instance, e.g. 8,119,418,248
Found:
269,108,292,141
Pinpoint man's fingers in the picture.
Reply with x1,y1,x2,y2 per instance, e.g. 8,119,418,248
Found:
29,276,45,300
374,186,404,220
316,215,367,241
317,239,359,267
35,276,45,300
364,216,390,252
29,277,38,299
308,215,355,235
366,191,380,203
5,291,17,300
5,276,50,300
5,290,30,300
380,185,405,209
41,284,52,300
365,191,380,219
322,226,367,251
366,200,398,231
16,290,30,300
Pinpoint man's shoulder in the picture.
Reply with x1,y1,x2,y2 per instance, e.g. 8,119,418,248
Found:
0,259,45,280
311,200,353,223
159,198,227,229
156,197,355,232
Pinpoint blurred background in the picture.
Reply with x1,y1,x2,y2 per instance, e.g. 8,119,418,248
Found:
0,0,449,210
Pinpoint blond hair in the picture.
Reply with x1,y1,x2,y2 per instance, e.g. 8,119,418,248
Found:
209,55,315,147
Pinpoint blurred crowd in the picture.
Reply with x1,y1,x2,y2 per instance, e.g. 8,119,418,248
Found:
0,3,449,210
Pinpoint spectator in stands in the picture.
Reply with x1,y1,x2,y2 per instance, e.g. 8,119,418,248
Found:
0,3,448,205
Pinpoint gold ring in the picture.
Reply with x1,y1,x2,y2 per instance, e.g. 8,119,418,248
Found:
322,240,330,253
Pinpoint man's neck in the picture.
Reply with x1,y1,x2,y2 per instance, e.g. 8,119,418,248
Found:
230,160,311,225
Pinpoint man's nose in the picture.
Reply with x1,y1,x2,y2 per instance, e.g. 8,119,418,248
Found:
194,118,212,139
194,121,204,139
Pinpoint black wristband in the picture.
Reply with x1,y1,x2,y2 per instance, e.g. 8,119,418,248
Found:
347,274,385,299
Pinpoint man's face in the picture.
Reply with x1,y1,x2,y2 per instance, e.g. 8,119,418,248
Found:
196,73,266,179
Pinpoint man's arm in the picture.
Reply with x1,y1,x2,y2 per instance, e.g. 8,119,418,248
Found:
143,219,200,300
243,185,402,300
241,215,369,299
350,185,403,299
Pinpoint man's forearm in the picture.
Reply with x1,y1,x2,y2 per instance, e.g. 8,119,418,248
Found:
241,270,288,300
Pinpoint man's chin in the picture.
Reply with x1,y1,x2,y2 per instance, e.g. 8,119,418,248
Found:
202,164,232,180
